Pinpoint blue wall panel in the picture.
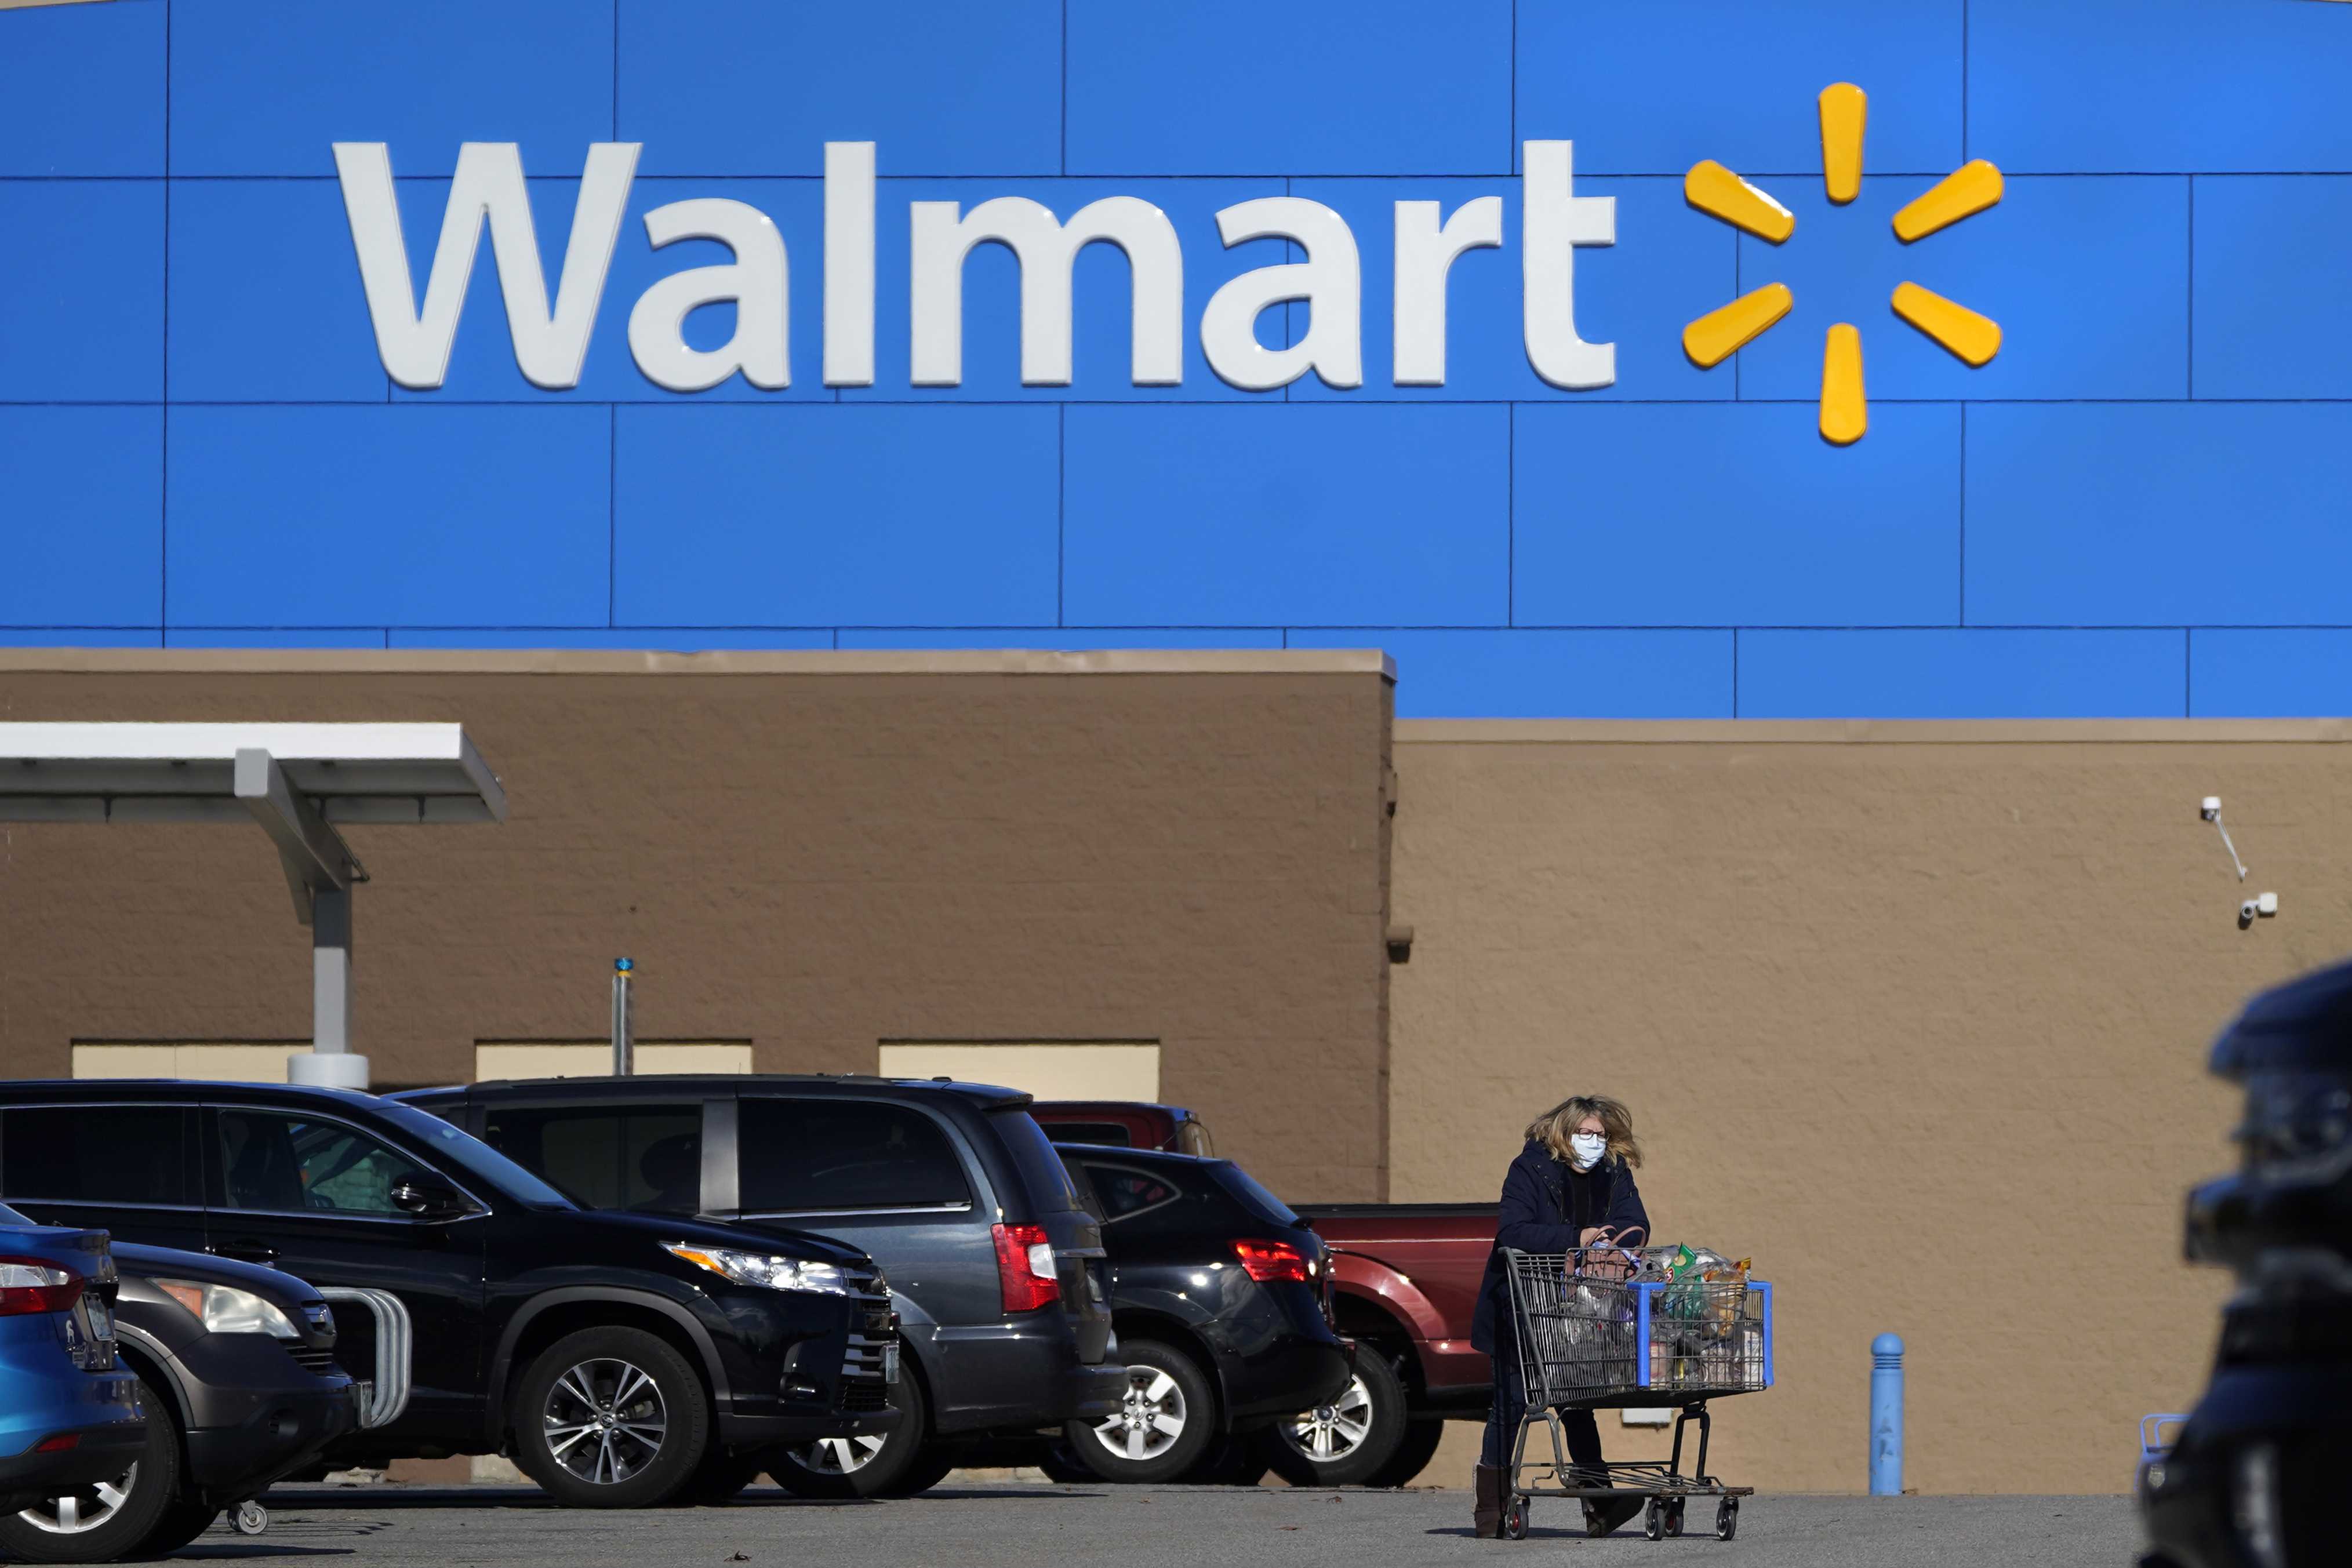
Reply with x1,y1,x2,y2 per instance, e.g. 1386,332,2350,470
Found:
4,2,2350,718
2191,631,2352,719
1063,405,1508,626
166,629,389,648
623,0,1060,176
1513,404,1960,626
1288,629,1732,718
2191,176,2352,400
1515,0,1963,177
612,405,1059,627
168,181,386,402
169,0,615,177
1739,630,2186,718
391,628,835,650
0,182,163,401
164,406,611,626
0,0,163,176
0,408,162,627
1966,404,2352,627
838,629,1284,650
1067,0,1512,176
1732,176,2189,402
1969,0,2352,173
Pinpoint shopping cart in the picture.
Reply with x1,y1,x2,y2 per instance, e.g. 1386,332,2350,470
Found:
1497,1246,1773,1542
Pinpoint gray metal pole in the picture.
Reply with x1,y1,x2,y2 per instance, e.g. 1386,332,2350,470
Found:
611,958,634,1076
290,887,370,1090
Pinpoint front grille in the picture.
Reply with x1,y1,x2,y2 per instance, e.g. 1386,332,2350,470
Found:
841,1376,889,1412
285,1343,339,1376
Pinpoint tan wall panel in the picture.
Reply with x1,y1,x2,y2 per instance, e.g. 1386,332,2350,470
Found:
877,1043,1161,1100
1388,725,2346,1494
0,653,1394,1202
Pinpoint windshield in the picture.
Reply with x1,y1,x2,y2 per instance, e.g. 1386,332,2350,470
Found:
1219,1162,1300,1228
375,1101,575,1210
0,1200,30,1228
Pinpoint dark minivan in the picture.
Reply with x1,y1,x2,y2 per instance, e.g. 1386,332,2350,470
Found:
399,1075,1125,1496
0,1083,898,1509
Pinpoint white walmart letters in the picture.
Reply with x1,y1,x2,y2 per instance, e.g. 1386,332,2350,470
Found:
333,139,1615,393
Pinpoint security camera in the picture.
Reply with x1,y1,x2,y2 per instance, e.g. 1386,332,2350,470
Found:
2203,796,2223,821
2241,900,2260,927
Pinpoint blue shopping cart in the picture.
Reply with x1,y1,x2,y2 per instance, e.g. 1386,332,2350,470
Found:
1498,1246,1774,1541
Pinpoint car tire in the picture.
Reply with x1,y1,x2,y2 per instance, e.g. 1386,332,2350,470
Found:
1364,1418,1447,1488
513,1326,710,1508
875,1443,959,1498
1257,1350,1409,1487
769,1366,928,1500
0,1374,183,1562
1037,1441,1096,1485
139,1502,220,1555
1063,1339,1217,1485
675,1449,768,1505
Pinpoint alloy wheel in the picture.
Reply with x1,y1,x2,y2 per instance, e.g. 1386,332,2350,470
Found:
792,1434,888,1477
1283,1374,1373,1462
17,1465,136,1534
1090,1364,1188,1463
542,1357,668,1485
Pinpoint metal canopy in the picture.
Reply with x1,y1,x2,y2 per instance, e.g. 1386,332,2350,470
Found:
0,723,507,1090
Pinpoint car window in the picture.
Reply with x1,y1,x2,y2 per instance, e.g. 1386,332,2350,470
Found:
372,1101,572,1210
480,1105,701,1214
216,1109,434,1218
1,1106,193,1206
1044,1120,1132,1147
1059,1154,1106,1222
1177,1119,1215,1158
738,1098,972,1213
988,1109,1081,1212
1082,1161,1188,1228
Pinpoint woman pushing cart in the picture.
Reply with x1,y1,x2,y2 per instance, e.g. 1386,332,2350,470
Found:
1469,1096,1772,1542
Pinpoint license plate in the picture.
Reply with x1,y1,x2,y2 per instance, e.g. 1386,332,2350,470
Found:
70,1292,115,1371
883,1341,900,1385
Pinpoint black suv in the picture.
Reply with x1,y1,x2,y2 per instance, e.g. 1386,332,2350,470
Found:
398,1075,1124,1497
0,1083,898,1509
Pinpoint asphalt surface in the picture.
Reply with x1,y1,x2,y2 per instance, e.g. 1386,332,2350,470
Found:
183,1483,2140,1568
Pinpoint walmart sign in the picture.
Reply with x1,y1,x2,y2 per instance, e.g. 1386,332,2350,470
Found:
337,139,1621,394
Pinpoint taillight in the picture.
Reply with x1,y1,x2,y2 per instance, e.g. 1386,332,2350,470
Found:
991,1223,1060,1314
1233,1239,1311,1284
0,1258,83,1317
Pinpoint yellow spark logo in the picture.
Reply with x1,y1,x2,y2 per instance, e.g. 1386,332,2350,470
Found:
1680,83,2004,445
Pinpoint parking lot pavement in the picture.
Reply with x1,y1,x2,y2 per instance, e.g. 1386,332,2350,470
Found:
196,1483,2137,1568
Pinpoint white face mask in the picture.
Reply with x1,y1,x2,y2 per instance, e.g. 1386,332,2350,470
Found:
1568,1132,1608,1170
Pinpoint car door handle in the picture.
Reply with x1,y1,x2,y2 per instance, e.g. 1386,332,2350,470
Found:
216,1239,279,1264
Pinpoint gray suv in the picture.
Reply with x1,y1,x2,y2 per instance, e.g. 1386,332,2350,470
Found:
398,1075,1121,1496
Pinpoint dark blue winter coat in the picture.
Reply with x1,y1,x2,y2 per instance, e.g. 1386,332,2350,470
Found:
1469,1139,1651,1354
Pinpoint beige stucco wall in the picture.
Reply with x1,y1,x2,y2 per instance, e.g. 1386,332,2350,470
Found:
1393,721,2352,1495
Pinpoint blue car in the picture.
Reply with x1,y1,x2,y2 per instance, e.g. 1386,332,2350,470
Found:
0,1206,145,1515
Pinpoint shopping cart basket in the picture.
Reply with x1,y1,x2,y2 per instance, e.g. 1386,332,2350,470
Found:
1497,1246,1773,1541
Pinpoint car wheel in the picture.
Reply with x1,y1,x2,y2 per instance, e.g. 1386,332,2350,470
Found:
514,1326,710,1508
1063,1340,1216,1485
875,1443,959,1498
1038,1441,1096,1485
769,1366,927,1500
1364,1418,1447,1488
0,1374,182,1562
675,1450,768,1505
1257,1350,1409,1487
139,1502,220,1555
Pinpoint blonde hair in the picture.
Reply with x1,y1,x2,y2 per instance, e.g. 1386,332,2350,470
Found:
1526,1096,1642,1170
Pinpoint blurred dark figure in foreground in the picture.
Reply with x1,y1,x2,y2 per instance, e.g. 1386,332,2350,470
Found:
2141,958,2352,1568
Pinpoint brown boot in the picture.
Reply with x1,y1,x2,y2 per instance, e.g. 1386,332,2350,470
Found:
1473,1465,1506,1538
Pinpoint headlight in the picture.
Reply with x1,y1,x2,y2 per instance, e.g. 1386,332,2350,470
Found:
663,1243,848,1296
154,1279,302,1339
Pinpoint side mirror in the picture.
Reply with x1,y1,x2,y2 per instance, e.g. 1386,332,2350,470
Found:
390,1179,470,1220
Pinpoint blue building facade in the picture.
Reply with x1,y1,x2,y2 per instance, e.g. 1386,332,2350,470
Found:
4,0,2351,718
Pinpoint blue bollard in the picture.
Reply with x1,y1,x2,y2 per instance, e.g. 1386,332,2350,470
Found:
1870,1333,1905,1496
